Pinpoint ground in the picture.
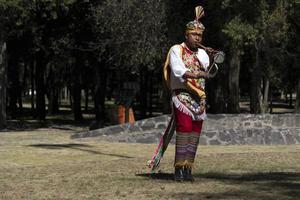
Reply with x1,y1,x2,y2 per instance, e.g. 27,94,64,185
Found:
0,126,300,200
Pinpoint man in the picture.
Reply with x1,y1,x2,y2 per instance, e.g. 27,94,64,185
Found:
148,6,212,182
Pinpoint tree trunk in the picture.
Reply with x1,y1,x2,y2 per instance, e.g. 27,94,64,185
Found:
261,78,269,113
7,58,19,119
47,88,59,114
162,86,171,114
295,78,300,113
0,41,7,129
148,71,153,117
270,87,273,114
71,56,83,121
206,64,227,114
30,60,35,111
71,82,82,121
139,68,148,118
289,92,293,108
250,42,262,113
35,51,47,120
93,62,107,127
85,87,89,111
46,65,59,114
227,48,241,113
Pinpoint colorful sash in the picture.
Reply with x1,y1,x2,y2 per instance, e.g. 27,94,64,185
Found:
147,115,176,171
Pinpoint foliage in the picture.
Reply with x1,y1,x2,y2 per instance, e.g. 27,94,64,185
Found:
223,17,257,49
0,0,299,120
92,0,167,73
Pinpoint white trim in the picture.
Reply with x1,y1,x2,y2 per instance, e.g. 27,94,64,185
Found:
172,95,207,121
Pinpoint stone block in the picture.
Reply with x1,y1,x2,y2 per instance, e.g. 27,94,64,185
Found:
155,123,167,129
272,116,284,127
285,133,296,145
285,115,295,127
254,122,262,128
154,115,168,123
128,124,141,132
207,114,226,120
209,139,221,145
136,135,156,144
271,131,284,145
203,131,217,138
295,115,300,128
244,122,251,126
232,133,246,145
264,129,272,145
219,130,232,143
240,114,253,121
245,129,264,145
105,125,125,135
292,129,300,144
199,136,208,145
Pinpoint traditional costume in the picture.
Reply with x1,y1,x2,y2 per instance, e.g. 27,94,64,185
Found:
147,6,209,182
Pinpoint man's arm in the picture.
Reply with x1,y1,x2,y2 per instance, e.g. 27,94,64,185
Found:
169,46,209,80
183,71,209,79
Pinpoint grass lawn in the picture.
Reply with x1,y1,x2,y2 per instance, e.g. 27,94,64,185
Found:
0,129,300,200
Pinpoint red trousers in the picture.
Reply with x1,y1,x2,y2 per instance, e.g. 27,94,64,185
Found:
174,106,203,134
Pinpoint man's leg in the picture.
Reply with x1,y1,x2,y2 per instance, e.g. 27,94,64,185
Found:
185,120,203,181
174,107,193,181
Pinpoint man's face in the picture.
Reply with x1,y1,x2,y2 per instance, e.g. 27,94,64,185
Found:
185,32,202,51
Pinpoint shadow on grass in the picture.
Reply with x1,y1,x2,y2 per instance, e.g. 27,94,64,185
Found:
187,172,300,200
3,118,91,132
28,143,133,158
135,172,174,181
138,172,300,199
196,172,300,182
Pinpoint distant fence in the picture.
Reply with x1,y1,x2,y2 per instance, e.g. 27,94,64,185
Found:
71,114,300,145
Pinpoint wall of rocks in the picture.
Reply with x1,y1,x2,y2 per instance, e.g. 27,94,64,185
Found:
71,114,300,145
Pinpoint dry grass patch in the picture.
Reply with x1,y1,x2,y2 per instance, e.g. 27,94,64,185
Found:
0,129,300,200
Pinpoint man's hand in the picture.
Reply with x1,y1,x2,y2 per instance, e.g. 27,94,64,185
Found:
204,47,216,56
196,71,209,79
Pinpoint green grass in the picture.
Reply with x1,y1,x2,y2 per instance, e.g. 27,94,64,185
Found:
0,129,300,200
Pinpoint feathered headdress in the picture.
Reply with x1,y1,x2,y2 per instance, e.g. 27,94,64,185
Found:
185,6,205,35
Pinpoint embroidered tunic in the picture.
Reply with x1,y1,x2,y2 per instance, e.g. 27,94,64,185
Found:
169,43,209,120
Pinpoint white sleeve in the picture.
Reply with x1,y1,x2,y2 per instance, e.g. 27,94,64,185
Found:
196,49,210,70
169,46,188,79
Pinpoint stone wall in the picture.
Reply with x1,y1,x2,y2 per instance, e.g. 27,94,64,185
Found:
71,114,300,145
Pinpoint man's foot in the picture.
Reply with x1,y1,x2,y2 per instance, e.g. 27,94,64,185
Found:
174,167,184,182
184,168,194,182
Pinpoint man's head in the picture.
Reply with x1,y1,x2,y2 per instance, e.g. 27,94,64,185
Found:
184,6,205,51
185,20,205,51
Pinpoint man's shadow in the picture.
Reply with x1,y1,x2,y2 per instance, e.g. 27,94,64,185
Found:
136,172,174,181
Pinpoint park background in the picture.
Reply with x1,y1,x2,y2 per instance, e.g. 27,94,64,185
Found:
0,1,300,200
0,0,299,129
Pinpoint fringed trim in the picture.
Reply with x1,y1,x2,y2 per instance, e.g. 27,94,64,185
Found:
174,160,194,169
172,96,194,119
172,96,207,121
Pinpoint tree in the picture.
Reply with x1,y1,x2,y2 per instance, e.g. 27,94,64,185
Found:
287,0,300,112
0,0,20,127
0,40,7,129
221,0,290,114
92,0,167,119
223,17,257,113
252,0,289,113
